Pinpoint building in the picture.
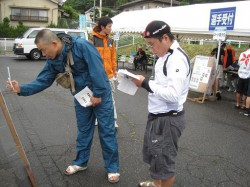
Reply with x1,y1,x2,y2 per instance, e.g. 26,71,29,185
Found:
0,0,62,27
119,0,180,12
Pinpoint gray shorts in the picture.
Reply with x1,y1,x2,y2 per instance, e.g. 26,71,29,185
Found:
143,112,185,180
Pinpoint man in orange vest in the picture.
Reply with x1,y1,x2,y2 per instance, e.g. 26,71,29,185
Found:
90,17,119,128
224,44,236,68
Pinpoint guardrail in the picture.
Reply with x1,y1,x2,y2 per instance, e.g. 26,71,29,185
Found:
0,38,15,54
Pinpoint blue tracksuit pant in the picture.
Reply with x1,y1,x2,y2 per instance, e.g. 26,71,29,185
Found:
72,89,119,173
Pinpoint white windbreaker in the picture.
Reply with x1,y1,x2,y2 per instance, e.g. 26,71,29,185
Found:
148,40,190,114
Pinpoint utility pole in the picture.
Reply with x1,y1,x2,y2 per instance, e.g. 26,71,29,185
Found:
93,0,96,22
171,0,173,7
99,0,102,18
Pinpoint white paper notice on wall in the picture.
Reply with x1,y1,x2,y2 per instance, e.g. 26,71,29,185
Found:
74,86,93,107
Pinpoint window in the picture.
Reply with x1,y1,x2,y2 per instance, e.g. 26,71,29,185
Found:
12,8,21,16
52,31,65,35
30,10,39,17
27,30,39,38
10,8,48,22
67,32,86,39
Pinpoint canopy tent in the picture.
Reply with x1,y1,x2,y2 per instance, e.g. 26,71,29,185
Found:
111,1,250,39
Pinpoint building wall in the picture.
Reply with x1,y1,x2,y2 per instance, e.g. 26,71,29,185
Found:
122,2,170,11
0,0,58,27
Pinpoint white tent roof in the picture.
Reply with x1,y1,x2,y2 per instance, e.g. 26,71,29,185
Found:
111,1,250,37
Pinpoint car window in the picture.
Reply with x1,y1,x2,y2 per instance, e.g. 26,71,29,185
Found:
27,30,39,38
52,31,65,35
67,32,86,39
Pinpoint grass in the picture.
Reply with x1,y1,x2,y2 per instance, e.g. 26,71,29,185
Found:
117,39,249,60
181,42,248,59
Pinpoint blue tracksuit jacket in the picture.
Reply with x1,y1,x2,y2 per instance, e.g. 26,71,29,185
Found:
18,36,119,173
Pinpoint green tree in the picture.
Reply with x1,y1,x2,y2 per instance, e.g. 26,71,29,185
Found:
115,0,128,7
14,21,27,37
64,0,94,14
0,17,27,38
3,17,10,27
101,7,115,17
62,5,79,20
179,0,190,5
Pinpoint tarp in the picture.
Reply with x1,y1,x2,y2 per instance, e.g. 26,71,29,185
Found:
111,1,250,37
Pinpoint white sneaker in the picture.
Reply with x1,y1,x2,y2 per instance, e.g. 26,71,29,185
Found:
95,120,98,126
115,122,119,128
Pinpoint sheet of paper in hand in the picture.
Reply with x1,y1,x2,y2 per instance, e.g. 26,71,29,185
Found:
74,86,93,107
117,69,140,80
117,69,140,95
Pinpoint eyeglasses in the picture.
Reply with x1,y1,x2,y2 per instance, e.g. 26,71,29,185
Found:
146,43,155,48
146,36,163,48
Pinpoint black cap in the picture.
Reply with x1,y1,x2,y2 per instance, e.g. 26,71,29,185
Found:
142,20,171,38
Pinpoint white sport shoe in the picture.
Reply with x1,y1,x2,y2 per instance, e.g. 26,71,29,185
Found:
115,122,119,128
95,120,98,126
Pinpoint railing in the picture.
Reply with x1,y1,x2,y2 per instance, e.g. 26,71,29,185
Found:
10,15,48,22
0,38,15,55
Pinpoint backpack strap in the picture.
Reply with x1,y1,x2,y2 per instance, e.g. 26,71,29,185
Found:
56,33,75,92
57,33,72,46
65,50,75,93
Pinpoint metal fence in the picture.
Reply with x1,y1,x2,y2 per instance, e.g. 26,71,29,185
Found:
0,38,15,55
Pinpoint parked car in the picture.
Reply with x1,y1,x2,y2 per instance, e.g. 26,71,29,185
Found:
13,28,88,60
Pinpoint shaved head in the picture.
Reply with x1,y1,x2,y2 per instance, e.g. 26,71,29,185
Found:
35,29,63,60
35,29,60,45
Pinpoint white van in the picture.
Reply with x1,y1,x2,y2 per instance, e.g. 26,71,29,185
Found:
13,28,88,60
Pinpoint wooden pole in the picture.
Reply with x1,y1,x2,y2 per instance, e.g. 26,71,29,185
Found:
0,91,38,187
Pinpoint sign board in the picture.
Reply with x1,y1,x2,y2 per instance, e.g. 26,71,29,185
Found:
128,55,134,64
79,14,87,30
120,55,126,62
189,56,216,93
114,32,120,41
213,27,227,40
209,7,236,31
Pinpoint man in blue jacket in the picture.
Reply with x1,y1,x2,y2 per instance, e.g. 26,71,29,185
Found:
6,29,120,183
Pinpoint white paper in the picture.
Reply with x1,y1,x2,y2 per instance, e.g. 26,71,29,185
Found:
74,86,93,107
195,56,209,67
189,74,200,89
117,69,140,80
117,69,140,95
117,77,139,95
225,65,234,71
189,56,210,89
200,67,211,83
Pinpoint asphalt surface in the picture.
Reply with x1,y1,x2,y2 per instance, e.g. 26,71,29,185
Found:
0,55,249,187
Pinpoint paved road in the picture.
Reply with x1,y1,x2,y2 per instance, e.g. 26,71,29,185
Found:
0,56,249,187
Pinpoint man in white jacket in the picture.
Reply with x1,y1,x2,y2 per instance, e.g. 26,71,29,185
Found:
133,21,190,187
237,44,250,116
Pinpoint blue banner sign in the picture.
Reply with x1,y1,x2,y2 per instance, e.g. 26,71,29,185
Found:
209,7,236,31
79,14,86,30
